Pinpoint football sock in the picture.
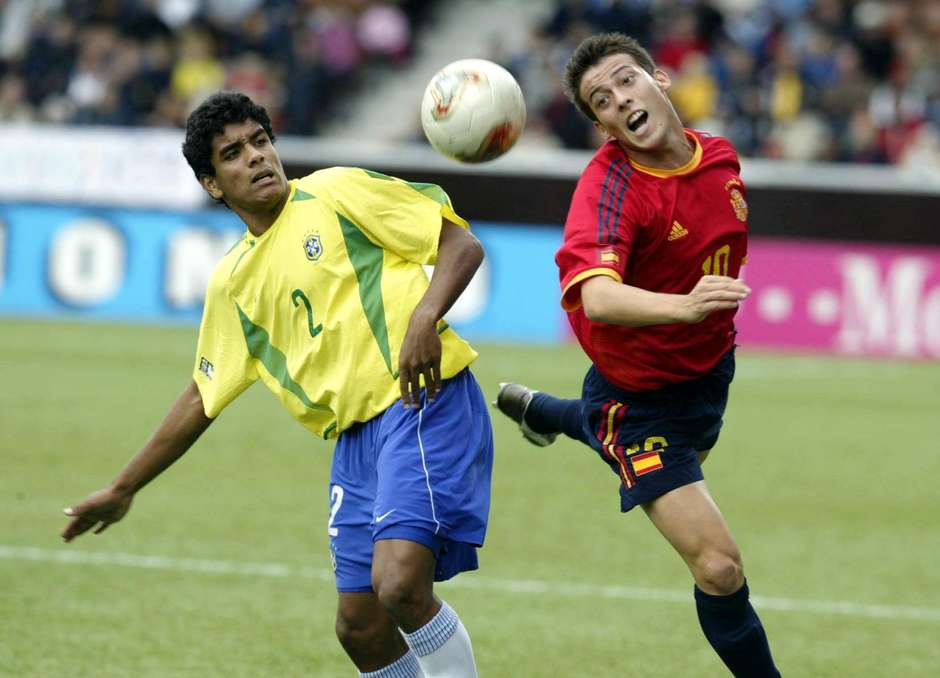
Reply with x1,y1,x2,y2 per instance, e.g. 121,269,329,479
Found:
695,580,780,677
401,600,478,678
359,650,424,678
526,394,588,443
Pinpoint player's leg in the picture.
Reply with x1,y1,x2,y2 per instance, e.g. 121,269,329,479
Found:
372,538,477,677
494,382,588,446
330,423,425,677
336,591,423,676
643,480,780,677
370,368,491,678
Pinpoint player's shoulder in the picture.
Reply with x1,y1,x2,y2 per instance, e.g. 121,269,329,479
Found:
297,166,358,193
688,128,740,164
205,232,252,296
300,166,411,200
577,141,633,192
573,140,649,213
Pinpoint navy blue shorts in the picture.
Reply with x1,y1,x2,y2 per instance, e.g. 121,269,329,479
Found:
328,368,494,592
580,349,735,512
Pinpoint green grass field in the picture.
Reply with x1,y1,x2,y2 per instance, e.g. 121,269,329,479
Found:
2,319,938,677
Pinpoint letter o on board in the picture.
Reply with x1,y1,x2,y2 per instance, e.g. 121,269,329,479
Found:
48,219,125,306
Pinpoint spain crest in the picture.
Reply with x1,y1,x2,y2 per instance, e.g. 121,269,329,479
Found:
724,177,748,222
303,232,323,261
729,188,748,222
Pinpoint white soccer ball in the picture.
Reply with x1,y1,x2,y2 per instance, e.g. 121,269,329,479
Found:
420,58,526,163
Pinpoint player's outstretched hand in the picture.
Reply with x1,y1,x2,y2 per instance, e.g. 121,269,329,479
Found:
682,275,750,324
398,312,443,408
61,486,134,542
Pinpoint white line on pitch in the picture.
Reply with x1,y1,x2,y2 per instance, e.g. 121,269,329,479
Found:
3,545,939,623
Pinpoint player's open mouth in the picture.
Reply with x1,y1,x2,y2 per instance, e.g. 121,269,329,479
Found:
251,170,275,184
627,110,648,133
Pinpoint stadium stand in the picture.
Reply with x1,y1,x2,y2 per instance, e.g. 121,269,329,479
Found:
0,0,937,174
501,0,940,172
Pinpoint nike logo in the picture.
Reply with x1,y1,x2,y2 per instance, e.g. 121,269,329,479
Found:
374,509,397,523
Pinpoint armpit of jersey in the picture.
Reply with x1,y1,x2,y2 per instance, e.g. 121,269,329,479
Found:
561,267,623,311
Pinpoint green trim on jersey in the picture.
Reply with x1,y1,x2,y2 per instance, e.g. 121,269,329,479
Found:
292,188,316,201
231,239,256,276
336,212,395,375
361,169,449,206
236,303,331,412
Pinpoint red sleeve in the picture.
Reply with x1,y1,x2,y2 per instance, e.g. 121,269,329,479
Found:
555,157,642,311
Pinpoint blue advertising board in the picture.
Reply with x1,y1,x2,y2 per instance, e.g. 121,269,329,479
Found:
0,203,566,343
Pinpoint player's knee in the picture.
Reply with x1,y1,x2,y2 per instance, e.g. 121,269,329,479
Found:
695,551,744,595
373,570,432,624
334,606,380,651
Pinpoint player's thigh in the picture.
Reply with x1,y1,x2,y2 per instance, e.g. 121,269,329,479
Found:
642,479,739,565
371,538,436,596
329,427,380,593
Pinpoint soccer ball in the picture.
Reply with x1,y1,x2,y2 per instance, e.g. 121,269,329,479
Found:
420,58,526,163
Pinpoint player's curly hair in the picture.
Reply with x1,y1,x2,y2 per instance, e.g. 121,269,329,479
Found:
563,33,657,122
181,91,276,179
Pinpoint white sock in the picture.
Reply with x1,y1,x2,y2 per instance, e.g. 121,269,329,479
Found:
359,649,424,678
401,601,478,678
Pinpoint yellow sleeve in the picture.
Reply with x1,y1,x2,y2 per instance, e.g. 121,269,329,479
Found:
192,274,259,418
314,167,469,265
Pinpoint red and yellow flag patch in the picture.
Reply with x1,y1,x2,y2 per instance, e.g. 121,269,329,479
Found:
631,450,663,476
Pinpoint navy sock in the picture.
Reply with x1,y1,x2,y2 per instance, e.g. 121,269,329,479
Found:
526,394,588,444
695,581,780,677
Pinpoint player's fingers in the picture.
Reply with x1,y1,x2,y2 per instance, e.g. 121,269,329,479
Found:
706,289,748,302
399,370,413,408
61,515,94,542
93,521,112,535
424,364,441,402
702,300,740,313
409,369,424,408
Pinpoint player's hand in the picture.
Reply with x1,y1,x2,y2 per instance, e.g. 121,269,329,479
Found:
681,275,750,324
398,311,443,408
61,486,134,543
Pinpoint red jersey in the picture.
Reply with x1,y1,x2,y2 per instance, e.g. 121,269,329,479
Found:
557,129,748,391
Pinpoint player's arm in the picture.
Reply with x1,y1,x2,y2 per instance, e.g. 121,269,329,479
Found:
399,218,484,407
581,274,750,327
61,380,213,542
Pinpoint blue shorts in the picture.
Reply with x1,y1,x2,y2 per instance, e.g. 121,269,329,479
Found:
328,368,494,592
580,349,735,512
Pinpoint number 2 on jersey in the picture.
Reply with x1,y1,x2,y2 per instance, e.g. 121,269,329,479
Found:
291,288,323,338
328,484,344,537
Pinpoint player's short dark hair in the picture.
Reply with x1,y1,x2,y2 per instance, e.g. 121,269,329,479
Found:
563,33,657,122
181,91,276,179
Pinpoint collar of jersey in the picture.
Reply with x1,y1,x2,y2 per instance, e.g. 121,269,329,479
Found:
250,181,296,242
624,130,702,178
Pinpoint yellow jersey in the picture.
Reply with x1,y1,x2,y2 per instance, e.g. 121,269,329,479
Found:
192,167,478,438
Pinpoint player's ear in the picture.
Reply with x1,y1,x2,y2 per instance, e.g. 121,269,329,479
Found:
653,68,671,92
593,120,612,139
199,174,224,201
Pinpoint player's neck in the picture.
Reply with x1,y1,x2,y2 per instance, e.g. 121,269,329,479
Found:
623,125,693,170
236,191,290,237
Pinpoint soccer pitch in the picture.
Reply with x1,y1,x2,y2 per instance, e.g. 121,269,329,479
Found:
2,319,938,677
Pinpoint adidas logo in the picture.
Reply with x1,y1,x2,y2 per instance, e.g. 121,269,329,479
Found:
668,221,689,241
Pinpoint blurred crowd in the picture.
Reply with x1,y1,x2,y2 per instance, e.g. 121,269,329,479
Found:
1,0,938,170
499,0,940,169
0,0,427,134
